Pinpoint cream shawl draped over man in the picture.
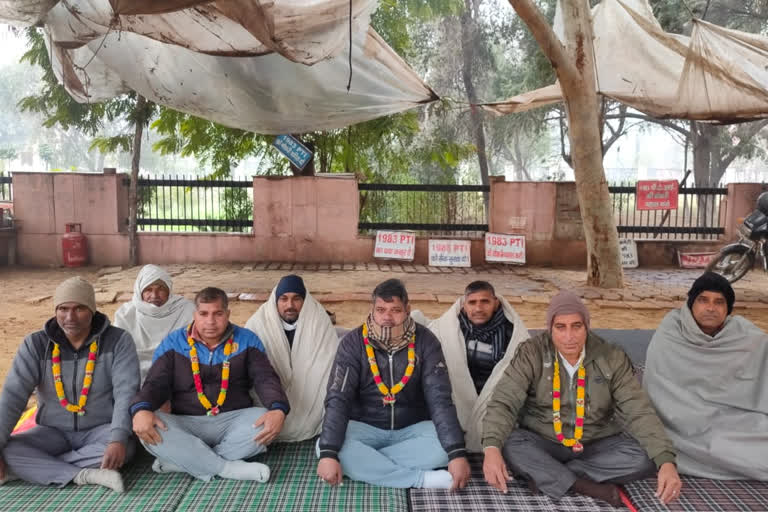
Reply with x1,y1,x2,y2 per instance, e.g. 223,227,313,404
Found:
245,275,339,442
424,281,529,451
114,264,195,381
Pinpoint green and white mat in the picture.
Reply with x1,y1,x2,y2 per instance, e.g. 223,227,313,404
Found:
0,441,408,512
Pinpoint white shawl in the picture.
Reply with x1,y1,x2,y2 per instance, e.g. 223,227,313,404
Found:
644,307,768,480
426,297,530,452
113,265,195,381
245,287,339,442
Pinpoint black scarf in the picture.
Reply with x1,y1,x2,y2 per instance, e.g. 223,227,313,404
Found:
458,306,510,362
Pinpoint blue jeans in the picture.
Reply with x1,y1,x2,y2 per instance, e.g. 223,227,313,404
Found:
141,407,268,482
321,420,450,488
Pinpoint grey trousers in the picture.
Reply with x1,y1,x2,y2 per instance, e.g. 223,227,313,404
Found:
141,407,268,482
502,429,656,499
3,423,136,487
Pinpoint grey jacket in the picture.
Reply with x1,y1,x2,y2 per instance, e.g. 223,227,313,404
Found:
0,313,140,451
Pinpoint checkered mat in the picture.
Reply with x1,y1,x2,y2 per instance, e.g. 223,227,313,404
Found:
0,440,408,512
408,453,625,512
0,450,191,512
409,454,768,512
177,440,408,512
624,475,768,512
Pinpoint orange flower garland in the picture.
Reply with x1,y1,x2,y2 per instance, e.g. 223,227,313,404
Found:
362,323,415,405
187,325,234,416
52,340,98,416
552,358,586,453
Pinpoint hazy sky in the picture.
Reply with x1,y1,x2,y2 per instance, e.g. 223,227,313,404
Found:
0,26,27,67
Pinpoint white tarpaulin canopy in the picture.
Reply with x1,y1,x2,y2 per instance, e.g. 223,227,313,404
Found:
483,0,768,123
0,0,438,134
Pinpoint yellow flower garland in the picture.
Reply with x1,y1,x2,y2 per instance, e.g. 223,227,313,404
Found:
187,325,234,416
52,340,98,416
552,358,586,452
362,323,415,405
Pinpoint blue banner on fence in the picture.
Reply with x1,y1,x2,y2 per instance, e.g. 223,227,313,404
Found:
273,135,313,170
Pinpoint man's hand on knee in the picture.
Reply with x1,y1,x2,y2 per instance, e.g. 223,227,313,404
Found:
317,457,343,486
448,456,471,490
132,410,167,445
483,446,511,493
253,410,286,445
101,442,127,470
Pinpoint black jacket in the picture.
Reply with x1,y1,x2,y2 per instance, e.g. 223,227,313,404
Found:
318,324,466,461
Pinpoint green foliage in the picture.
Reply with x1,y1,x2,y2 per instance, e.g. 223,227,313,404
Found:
151,110,276,178
0,147,17,161
18,28,108,135
222,188,253,225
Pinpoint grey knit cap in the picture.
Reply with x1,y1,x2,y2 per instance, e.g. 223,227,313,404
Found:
546,290,590,331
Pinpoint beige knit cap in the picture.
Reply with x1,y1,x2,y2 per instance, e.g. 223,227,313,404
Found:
54,276,96,313
546,290,590,332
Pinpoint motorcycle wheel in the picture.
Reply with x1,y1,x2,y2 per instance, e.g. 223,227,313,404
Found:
705,245,755,283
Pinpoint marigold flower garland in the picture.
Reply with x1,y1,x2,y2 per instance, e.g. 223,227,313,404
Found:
187,325,234,416
362,323,415,405
52,340,98,416
552,358,586,453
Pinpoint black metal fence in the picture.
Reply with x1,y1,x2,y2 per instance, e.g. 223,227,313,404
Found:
132,175,253,232
0,175,11,202
609,183,727,240
358,183,489,238
356,182,727,240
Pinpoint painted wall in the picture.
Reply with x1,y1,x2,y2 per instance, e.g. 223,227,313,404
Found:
10,172,743,267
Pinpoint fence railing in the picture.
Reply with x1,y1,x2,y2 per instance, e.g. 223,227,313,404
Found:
609,184,727,240
356,182,726,241
131,175,253,232
358,183,489,238
0,175,11,202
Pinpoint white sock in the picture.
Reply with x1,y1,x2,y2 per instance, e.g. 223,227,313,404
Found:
217,460,270,483
73,468,125,493
152,458,185,474
419,470,453,489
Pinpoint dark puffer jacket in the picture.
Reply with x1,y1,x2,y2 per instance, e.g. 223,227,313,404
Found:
318,324,466,461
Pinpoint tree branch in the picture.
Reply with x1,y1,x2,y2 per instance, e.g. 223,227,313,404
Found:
602,104,627,155
603,112,690,137
721,119,768,169
506,0,579,81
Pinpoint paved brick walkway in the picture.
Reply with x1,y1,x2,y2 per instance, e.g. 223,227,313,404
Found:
88,263,768,311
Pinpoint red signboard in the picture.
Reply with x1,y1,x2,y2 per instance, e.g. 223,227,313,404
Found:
636,180,678,210
678,252,717,269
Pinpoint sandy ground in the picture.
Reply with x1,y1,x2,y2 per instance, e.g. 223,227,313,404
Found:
1,264,767,394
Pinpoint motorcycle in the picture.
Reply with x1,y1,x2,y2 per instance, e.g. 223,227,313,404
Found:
706,191,768,283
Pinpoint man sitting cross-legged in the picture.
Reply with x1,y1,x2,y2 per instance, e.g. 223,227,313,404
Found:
644,272,768,480
426,280,529,451
245,274,339,442
482,291,682,507
131,287,289,483
316,278,471,489
0,277,140,492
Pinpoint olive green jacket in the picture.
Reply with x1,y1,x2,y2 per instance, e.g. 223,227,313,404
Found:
482,331,675,468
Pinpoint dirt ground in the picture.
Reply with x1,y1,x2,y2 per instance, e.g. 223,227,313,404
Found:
1,264,767,393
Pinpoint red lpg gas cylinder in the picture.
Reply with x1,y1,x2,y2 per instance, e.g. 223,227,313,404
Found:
62,223,88,267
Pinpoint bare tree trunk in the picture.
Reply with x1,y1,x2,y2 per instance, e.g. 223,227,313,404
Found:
460,0,491,208
128,95,147,267
508,0,623,287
